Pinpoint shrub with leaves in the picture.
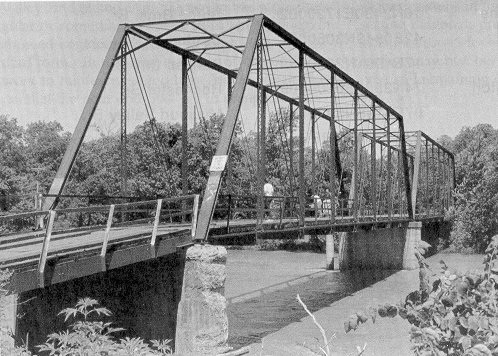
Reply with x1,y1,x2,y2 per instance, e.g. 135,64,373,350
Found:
346,235,498,356
37,298,172,356
440,124,498,253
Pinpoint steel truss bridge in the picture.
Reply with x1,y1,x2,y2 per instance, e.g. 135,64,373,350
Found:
1,15,454,292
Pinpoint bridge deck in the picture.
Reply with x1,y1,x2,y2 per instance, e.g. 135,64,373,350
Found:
0,224,190,269
1,213,441,293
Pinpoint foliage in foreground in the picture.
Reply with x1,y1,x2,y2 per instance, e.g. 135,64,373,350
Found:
2,297,172,356
296,294,366,356
345,235,498,356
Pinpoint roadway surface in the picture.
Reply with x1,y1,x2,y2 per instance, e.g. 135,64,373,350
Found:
0,223,191,269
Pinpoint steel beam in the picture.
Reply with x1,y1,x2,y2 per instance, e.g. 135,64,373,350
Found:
257,38,267,224
256,40,263,224
129,15,254,27
352,88,359,221
379,144,384,215
261,89,267,217
298,50,305,226
397,150,402,215
329,73,337,222
289,103,294,194
431,143,436,216
182,56,188,197
227,76,233,194
43,25,128,210
425,140,429,216
120,40,128,196
437,149,442,211
411,131,422,215
194,15,264,241
399,117,414,216
449,154,455,206
451,152,456,191
447,154,450,210
386,112,392,220
371,102,377,220
311,112,316,194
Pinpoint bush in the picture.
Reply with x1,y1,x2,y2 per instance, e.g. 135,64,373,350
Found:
36,298,172,355
0,292,172,356
347,235,498,355
441,124,498,253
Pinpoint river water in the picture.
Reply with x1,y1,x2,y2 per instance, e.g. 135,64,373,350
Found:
225,250,395,350
225,250,484,351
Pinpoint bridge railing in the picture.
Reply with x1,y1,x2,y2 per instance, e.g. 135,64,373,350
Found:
0,210,50,237
0,195,200,238
1,195,200,287
208,194,410,236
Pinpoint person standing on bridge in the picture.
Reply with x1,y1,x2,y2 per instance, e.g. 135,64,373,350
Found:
263,182,274,219
312,193,322,217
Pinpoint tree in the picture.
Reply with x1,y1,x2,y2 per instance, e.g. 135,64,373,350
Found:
445,124,498,252
0,115,27,211
24,121,71,192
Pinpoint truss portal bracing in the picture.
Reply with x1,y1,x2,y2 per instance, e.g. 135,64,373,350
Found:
43,14,455,241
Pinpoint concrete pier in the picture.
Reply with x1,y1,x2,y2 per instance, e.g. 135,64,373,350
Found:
338,222,422,270
0,292,17,348
175,244,229,355
325,234,335,270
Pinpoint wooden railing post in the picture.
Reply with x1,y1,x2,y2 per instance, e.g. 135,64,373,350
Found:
226,194,232,234
35,193,45,229
33,193,38,229
149,199,163,258
314,198,318,224
191,195,199,239
38,210,56,288
279,197,285,228
100,204,115,271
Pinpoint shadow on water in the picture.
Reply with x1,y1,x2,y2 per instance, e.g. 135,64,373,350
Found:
227,268,395,350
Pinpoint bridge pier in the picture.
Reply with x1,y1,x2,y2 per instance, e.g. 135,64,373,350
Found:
0,292,17,348
325,234,336,270
338,222,422,270
175,244,229,356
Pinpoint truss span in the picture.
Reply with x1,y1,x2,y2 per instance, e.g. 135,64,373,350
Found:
38,14,455,241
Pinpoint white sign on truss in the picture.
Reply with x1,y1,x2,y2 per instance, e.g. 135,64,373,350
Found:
209,155,228,172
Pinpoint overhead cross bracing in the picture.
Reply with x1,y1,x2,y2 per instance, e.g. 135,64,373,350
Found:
38,14,454,243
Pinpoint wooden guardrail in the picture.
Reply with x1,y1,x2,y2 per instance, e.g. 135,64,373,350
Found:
0,195,200,288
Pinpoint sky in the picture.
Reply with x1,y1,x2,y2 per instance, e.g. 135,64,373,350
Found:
0,0,496,140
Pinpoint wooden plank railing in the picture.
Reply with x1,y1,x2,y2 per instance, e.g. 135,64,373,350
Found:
0,195,200,288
